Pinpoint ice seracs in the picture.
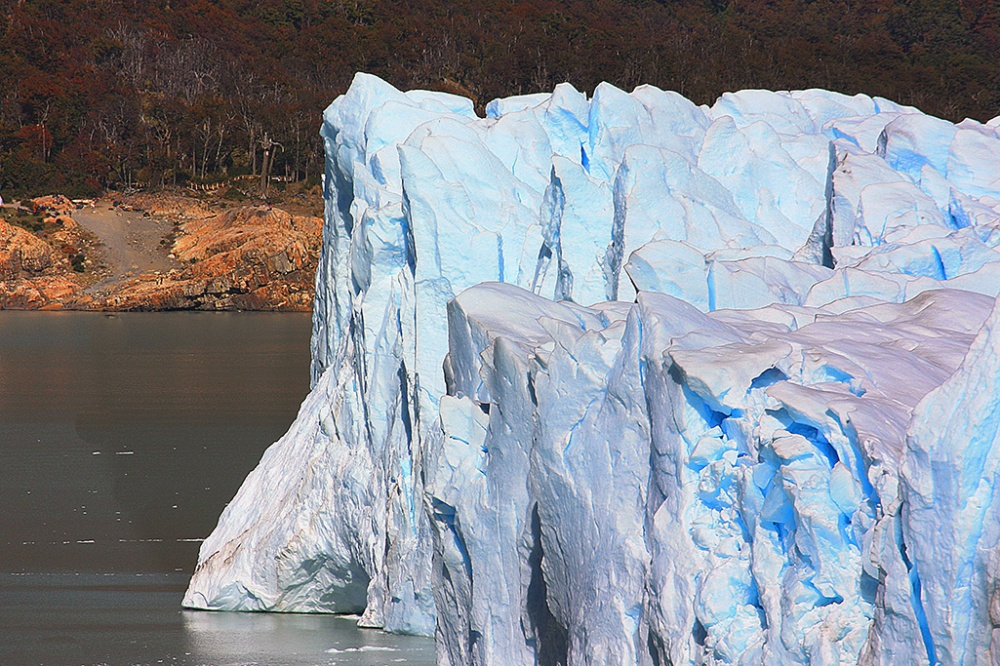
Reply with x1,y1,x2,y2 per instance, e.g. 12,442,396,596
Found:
185,73,1000,665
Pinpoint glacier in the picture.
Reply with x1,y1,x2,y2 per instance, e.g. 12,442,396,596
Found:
183,73,1000,665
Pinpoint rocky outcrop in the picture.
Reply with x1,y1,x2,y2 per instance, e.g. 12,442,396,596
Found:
118,191,212,220
29,194,76,215
0,216,89,308
0,276,86,309
0,220,55,277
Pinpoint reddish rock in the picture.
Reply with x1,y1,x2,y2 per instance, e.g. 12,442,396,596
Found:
119,192,212,220
48,214,79,230
0,220,55,278
30,194,75,215
0,276,82,309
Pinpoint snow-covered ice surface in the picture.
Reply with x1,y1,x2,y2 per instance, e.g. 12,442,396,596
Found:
185,73,1000,665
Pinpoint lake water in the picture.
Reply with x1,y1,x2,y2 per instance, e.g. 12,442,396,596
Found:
0,312,434,666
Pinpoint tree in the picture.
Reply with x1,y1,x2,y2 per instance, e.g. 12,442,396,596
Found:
258,132,283,198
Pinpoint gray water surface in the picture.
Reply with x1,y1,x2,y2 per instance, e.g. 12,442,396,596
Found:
0,312,434,666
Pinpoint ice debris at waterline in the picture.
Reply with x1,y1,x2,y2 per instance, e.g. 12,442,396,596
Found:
184,73,1000,665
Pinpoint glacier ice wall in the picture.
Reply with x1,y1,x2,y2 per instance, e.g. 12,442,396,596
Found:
185,73,1000,665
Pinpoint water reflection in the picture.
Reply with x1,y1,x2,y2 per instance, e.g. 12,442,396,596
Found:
0,573,434,665
182,609,434,665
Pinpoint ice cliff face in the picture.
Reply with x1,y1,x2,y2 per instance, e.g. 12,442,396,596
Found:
184,73,1000,665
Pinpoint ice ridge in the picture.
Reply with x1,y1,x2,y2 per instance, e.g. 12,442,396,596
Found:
185,73,1000,665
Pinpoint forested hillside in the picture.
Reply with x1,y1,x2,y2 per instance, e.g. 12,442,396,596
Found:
0,0,997,197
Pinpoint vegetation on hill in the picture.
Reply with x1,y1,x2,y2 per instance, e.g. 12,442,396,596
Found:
0,0,997,197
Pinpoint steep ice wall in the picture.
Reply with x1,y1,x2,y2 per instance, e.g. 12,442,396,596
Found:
439,284,995,666
185,73,1000,664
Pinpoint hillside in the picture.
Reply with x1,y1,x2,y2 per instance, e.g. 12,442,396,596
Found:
0,189,322,310
0,0,998,198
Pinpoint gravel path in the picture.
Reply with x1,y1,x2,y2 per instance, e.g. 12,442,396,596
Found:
73,202,181,287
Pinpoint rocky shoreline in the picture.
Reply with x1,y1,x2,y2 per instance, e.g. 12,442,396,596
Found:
0,191,322,311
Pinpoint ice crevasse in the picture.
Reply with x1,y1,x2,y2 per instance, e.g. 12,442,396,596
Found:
183,73,1000,665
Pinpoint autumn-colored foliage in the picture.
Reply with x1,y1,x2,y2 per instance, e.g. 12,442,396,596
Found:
0,0,997,197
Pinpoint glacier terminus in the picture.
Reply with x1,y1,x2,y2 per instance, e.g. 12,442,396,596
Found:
183,73,1000,666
